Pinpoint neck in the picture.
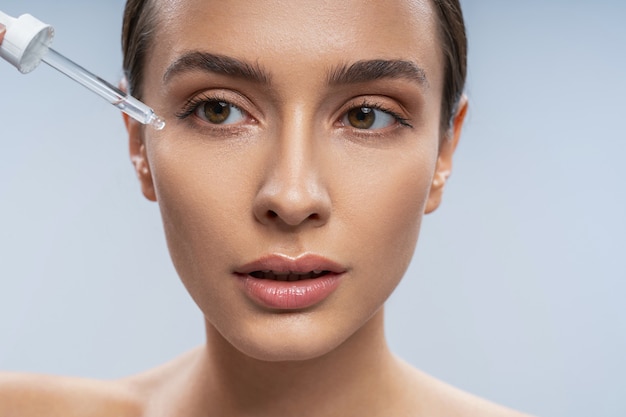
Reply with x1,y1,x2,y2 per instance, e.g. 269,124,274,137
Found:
184,309,399,417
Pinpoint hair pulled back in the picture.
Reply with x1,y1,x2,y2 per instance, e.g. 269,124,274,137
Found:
122,0,466,132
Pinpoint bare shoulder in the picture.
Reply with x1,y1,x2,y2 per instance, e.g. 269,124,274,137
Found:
0,348,202,417
394,358,536,417
0,372,144,417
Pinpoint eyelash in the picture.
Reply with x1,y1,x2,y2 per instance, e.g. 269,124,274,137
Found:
174,94,413,130
175,92,246,121
350,100,413,129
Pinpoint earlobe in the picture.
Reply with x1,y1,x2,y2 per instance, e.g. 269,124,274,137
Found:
424,95,468,214
124,112,157,202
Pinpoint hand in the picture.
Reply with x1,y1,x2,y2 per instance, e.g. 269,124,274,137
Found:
0,23,5,44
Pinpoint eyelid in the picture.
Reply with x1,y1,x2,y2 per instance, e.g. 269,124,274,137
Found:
175,89,262,127
336,97,413,129
177,93,240,119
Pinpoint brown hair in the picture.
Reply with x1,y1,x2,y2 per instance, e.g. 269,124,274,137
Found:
121,0,157,100
122,0,467,132
432,0,467,132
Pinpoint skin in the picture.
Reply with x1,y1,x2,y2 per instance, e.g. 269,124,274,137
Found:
0,1,533,416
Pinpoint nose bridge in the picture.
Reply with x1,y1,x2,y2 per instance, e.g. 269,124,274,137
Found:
276,107,315,187
254,105,330,228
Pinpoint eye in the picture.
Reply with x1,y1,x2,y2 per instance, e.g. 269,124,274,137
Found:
195,100,245,125
342,106,397,130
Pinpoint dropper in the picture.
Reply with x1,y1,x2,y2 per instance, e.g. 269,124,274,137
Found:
0,11,165,130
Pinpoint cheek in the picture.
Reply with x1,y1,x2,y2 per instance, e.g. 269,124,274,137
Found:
332,143,437,306
145,140,252,294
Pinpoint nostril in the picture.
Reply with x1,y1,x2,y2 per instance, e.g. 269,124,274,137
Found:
255,196,330,227
264,210,322,224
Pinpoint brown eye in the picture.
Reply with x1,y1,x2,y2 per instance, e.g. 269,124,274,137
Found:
343,106,396,130
347,107,375,129
195,101,244,124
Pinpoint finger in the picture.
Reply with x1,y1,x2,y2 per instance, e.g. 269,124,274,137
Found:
0,23,5,44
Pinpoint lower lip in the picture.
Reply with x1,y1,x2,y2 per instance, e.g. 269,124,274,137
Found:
236,273,343,310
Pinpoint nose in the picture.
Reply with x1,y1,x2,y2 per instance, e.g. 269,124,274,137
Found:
253,124,331,229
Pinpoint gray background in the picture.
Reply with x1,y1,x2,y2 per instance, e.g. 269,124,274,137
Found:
1,1,624,416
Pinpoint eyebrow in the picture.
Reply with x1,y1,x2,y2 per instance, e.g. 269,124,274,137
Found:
163,52,427,90
163,51,271,84
327,59,428,87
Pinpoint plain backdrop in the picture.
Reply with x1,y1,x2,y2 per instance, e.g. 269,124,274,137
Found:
1,1,625,416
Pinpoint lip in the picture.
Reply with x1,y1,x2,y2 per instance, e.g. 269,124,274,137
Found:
234,253,347,310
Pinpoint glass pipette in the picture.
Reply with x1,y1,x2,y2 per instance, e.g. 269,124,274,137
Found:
42,48,165,130
0,10,165,130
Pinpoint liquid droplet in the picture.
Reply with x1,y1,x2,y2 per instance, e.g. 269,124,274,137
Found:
150,115,166,131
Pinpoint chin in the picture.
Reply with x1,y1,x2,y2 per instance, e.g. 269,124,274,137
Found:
238,341,334,363
211,311,359,362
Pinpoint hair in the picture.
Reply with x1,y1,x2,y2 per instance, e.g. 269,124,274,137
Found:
122,0,466,133
121,0,157,100
432,0,467,132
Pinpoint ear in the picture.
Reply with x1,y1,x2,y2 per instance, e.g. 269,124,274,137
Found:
123,105,157,202
424,95,468,214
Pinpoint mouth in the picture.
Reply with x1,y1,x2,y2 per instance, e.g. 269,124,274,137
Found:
248,270,331,281
235,253,346,278
234,253,346,310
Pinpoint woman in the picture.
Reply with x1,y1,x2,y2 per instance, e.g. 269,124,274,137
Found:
0,1,532,416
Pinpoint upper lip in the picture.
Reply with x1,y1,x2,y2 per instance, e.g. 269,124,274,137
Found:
235,253,346,275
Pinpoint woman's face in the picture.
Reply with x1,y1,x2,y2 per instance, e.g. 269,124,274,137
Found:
127,0,461,361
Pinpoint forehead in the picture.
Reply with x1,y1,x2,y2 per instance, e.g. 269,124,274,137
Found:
147,0,443,91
